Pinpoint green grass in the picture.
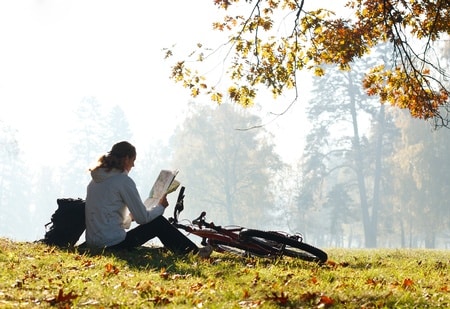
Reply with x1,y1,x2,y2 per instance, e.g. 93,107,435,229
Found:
0,238,448,308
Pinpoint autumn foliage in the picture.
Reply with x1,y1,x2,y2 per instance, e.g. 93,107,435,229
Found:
168,0,450,125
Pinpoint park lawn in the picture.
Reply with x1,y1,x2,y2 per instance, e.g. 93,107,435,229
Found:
0,237,448,308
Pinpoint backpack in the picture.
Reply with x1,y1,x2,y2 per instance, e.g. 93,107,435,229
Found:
43,198,86,247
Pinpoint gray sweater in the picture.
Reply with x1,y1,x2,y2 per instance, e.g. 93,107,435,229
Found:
85,168,164,248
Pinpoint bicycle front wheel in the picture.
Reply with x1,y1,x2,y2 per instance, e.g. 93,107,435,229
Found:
239,229,328,263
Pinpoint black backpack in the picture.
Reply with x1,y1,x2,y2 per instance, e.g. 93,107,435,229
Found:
43,198,86,247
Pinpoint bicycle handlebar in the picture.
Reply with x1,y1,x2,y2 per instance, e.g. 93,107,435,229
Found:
170,186,186,224
170,186,219,231
192,211,207,227
177,186,185,203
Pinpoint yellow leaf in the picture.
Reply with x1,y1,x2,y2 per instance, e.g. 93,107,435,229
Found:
314,67,325,76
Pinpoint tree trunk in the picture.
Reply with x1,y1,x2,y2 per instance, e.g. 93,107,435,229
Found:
400,219,406,248
348,73,377,248
224,188,235,225
425,232,436,248
371,104,385,246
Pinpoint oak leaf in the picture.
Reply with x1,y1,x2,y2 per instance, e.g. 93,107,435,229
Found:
265,291,289,305
45,289,78,306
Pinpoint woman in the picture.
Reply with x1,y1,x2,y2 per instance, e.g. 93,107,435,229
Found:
85,141,210,256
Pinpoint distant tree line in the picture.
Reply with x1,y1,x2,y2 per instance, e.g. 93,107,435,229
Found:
1,69,450,248
288,43,450,248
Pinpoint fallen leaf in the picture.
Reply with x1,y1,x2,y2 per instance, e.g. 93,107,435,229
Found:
326,260,337,267
149,296,170,305
265,292,289,305
402,278,414,289
190,282,203,292
159,271,170,280
319,295,334,306
45,289,78,306
82,260,94,268
300,291,318,302
104,263,120,275
171,273,190,280
252,273,260,286
238,300,263,307
242,289,250,299
366,278,378,286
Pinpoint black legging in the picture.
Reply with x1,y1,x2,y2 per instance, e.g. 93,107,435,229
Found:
107,216,199,254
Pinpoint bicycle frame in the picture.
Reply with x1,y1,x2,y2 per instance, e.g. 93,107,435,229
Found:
168,188,280,256
168,186,328,263
170,211,240,246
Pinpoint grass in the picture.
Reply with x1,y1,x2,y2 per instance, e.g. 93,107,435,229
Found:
0,237,448,308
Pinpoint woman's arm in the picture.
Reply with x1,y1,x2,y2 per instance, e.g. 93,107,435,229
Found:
121,176,167,224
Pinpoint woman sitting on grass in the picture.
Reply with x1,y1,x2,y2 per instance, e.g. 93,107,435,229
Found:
85,141,211,257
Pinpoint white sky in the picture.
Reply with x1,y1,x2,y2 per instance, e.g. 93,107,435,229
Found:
0,1,219,164
0,0,347,166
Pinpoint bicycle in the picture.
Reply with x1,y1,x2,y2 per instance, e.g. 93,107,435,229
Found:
168,186,328,263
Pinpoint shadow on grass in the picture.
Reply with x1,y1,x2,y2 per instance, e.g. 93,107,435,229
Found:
75,245,208,275
57,242,323,277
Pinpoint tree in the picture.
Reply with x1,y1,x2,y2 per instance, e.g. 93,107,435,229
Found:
168,0,450,127
30,167,63,240
105,106,134,145
0,121,33,240
388,111,450,248
61,97,133,197
169,102,283,228
323,183,356,247
297,44,400,247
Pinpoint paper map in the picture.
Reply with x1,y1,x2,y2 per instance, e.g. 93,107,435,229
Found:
144,170,179,208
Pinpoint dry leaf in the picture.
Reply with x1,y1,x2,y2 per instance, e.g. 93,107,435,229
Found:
104,263,120,275
402,278,414,289
300,291,318,301
366,278,378,286
242,289,250,299
82,260,94,268
159,271,170,280
238,300,263,307
190,282,203,292
149,296,170,305
265,291,289,305
326,260,337,267
45,289,78,306
319,295,334,306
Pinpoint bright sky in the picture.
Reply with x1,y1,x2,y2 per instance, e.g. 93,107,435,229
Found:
0,0,347,167
0,1,219,164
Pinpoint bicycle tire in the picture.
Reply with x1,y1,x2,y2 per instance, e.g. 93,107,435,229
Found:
207,238,274,258
239,229,328,263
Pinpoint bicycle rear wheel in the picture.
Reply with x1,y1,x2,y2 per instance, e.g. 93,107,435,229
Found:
239,229,328,263
207,238,273,258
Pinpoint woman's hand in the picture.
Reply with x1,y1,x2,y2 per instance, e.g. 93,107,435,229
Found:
159,194,169,208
